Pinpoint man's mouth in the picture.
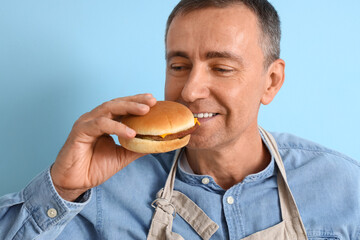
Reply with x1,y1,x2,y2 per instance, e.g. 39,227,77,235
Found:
193,113,218,119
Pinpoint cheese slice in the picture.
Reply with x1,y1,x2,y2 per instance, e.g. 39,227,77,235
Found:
160,133,169,138
194,118,200,126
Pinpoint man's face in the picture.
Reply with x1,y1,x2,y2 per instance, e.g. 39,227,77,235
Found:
165,5,269,150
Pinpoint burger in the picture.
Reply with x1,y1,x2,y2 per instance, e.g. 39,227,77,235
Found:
118,101,200,153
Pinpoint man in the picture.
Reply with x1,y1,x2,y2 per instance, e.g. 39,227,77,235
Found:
1,0,359,239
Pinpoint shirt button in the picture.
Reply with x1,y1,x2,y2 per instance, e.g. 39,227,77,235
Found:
201,177,210,184
227,196,235,205
47,208,57,218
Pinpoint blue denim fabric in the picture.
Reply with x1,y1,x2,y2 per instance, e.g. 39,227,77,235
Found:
1,132,359,240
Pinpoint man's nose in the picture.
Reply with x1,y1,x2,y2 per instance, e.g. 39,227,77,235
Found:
181,65,210,103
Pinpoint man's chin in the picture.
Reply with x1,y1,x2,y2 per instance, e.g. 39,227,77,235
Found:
186,135,216,150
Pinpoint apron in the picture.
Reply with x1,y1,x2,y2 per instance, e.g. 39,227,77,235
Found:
147,127,308,240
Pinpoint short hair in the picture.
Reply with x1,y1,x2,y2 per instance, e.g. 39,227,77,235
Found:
165,0,281,68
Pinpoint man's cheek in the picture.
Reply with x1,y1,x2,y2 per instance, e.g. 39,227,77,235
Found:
165,81,184,101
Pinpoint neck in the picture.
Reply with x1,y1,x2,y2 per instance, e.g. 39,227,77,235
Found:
185,125,271,190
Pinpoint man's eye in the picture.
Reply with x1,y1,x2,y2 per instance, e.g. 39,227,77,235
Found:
170,64,185,71
213,67,234,73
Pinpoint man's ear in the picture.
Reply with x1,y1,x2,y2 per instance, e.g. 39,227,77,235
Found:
261,58,285,105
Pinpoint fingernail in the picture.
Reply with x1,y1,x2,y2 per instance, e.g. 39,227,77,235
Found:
126,127,136,137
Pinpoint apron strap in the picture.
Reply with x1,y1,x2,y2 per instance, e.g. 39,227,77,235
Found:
155,188,219,240
160,149,182,201
147,206,184,240
258,127,308,238
148,149,219,240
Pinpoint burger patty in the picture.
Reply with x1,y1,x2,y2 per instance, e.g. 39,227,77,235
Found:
136,124,199,141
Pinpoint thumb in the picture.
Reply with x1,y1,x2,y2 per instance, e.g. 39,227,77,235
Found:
116,146,147,170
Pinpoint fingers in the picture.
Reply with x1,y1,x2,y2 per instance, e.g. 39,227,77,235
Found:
79,117,137,140
119,93,157,104
79,93,156,122
71,93,156,142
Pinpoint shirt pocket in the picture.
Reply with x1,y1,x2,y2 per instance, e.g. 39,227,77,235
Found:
307,230,340,240
308,238,339,240
308,232,340,240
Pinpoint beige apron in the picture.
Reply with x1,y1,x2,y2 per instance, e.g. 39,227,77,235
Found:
147,127,308,240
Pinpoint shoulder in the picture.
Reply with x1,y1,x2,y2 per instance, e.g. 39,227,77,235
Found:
270,132,360,235
271,131,360,172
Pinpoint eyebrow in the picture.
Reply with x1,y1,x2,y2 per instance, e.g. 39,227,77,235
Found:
166,50,243,63
206,51,243,62
166,51,189,61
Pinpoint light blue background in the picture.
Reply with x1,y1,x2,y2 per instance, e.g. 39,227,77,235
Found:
0,1,359,196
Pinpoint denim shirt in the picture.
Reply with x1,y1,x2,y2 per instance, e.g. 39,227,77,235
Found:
0,132,359,240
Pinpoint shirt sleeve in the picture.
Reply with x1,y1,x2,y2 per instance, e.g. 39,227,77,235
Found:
0,167,92,240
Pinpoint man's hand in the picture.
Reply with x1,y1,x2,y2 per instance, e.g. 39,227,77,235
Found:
50,93,156,201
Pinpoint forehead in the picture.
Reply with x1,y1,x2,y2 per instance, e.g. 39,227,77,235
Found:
166,5,261,54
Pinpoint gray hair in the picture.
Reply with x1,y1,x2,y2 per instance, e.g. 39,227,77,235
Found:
165,0,281,68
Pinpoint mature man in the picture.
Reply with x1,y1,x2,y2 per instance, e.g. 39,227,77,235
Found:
1,0,359,239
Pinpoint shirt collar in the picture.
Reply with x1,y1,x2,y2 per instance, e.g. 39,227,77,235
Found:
176,129,277,191
179,150,194,174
